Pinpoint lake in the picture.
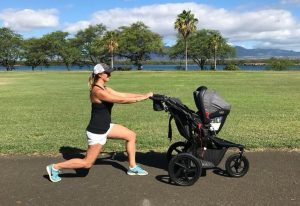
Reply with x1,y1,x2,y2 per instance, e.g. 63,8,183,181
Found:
1,64,300,71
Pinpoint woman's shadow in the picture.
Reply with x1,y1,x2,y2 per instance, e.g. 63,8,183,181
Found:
56,146,168,179
57,146,90,178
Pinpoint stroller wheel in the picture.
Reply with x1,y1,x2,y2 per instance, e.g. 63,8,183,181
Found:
166,141,187,162
168,153,202,186
225,153,249,177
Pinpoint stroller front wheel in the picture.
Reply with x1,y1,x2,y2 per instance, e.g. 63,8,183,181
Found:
168,153,202,186
225,153,249,177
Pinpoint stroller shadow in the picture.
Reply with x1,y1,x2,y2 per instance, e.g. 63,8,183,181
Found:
136,150,168,170
106,150,168,171
111,150,175,185
212,167,230,177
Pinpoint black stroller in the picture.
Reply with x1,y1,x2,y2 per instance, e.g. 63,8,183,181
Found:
150,86,249,186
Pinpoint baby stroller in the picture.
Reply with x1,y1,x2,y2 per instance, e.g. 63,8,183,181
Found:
150,86,249,186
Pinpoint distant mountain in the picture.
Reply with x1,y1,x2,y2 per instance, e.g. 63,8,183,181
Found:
235,46,300,59
136,46,300,61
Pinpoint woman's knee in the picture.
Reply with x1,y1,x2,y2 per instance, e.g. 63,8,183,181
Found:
108,124,137,142
82,157,96,169
83,160,94,169
127,131,136,142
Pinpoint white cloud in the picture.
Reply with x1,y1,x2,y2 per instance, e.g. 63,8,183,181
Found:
281,0,300,6
1,3,299,51
63,2,300,51
0,9,59,32
64,21,90,34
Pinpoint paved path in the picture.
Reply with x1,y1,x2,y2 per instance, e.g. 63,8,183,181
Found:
0,150,299,206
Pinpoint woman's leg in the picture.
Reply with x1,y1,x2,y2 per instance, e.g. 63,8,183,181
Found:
107,124,136,168
54,144,102,170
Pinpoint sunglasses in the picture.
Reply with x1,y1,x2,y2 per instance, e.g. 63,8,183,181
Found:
104,72,111,77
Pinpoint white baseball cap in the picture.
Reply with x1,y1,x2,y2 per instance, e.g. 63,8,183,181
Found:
93,63,114,74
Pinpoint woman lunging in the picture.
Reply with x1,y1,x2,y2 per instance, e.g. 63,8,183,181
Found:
46,63,153,182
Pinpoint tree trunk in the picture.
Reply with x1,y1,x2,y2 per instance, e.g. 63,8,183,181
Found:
214,47,217,70
137,63,142,70
185,39,188,71
201,59,206,70
111,51,114,69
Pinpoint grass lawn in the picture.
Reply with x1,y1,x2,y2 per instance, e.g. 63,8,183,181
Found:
0,70,299,154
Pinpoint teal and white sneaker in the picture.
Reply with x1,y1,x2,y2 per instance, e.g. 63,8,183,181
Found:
46,164,61,182
127,165,148,176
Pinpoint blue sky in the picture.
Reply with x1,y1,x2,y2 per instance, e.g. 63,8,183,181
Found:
1,0,300,51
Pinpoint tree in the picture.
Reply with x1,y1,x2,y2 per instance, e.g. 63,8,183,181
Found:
169,31,208,70
170,29,235,70
209,32,222,70
43,31,80,70
59,39,81,70
42,31,81,70
0,27,23,71
117,22,163,70
42,31,69,61
103,31,119,68
74,24,107,65
208,31,235,70
23,37,49,70
174,10,198,71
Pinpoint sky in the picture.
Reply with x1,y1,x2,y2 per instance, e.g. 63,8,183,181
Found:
1,0,300,51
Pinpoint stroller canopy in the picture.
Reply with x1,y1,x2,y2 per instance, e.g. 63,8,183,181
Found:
194,86,231,118
204,89,231,114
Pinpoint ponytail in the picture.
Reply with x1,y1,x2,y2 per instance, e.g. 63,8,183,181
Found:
88,73,99,90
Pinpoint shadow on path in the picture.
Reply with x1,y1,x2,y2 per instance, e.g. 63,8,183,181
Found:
56,146,169,179
56,146,228,183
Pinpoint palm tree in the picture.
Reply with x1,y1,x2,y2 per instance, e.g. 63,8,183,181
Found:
174,10,198,71
209,32,222,70
104,31,119,68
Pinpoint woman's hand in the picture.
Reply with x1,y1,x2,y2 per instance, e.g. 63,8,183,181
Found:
135,92,153,102
145,92,153,98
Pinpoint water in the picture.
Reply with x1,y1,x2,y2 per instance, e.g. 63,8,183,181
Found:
0,64,299,71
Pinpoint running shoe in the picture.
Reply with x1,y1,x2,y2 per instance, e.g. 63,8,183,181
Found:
46,164,61,182
127,165,148,176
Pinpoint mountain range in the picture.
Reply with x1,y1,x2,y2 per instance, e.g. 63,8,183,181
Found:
235,46,300,59
151,46,300,60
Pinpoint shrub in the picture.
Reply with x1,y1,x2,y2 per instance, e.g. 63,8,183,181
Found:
223,64,240,71
115,67,132,71
175,65,185,70
267,58,292,71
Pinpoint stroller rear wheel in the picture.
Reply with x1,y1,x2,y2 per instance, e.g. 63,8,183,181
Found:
168,153,202,186
166,141,188,162
225,153,249,177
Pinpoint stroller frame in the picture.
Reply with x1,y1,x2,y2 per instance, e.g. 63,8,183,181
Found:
151,86,249,186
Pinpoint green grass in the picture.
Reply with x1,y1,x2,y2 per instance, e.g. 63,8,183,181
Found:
0,71,299,154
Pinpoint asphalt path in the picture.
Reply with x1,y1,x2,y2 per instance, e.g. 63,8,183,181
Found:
0,150,299,206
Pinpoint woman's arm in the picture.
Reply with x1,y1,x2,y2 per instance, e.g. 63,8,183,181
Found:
94,87,151,104
106,87,151,98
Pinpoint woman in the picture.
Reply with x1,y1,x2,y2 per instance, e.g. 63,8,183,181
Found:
46,63,153,182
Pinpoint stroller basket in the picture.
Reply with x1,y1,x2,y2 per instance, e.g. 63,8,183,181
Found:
203,148,227,166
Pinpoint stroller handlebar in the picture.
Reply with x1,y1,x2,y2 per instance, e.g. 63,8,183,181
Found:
150,94,171,112
150,94,168,101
